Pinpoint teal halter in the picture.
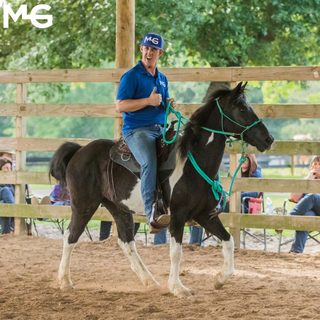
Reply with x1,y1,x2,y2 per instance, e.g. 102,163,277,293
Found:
163,99,262,209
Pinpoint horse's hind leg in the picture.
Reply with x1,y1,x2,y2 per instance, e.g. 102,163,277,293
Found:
102,199,160,289
194,214,234,289
58,201,100,290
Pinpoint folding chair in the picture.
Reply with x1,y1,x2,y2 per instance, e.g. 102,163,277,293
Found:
278,198,320,253
241,192,267,252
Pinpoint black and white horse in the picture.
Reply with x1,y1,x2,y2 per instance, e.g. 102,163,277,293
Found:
50,82,273,297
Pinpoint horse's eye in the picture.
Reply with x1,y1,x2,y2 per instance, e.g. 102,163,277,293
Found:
240,109,246,112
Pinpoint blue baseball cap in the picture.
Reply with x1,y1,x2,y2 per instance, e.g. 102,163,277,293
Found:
140,33,164,50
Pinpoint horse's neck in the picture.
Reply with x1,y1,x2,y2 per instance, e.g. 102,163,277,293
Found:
191,130,226,180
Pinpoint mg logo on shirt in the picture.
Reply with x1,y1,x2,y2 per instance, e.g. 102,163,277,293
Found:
160,81,166,87
144,36,159,45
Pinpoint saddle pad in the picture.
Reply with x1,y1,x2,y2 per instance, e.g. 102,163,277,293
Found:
110,135,179,183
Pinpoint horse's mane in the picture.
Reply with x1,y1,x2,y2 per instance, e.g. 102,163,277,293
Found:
179,86,234,159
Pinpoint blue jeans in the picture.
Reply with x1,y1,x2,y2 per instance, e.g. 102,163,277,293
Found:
123,126,163,222
189,226,203,246
0,187,15,234
154,228,167,245
290,193,320,253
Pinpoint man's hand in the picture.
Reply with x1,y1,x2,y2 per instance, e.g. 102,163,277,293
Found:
148,87,162,106
167,98,177,109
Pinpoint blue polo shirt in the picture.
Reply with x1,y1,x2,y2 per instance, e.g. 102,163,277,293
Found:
117,60,169,134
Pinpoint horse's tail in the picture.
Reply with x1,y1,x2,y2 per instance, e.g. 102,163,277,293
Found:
49,142,82,195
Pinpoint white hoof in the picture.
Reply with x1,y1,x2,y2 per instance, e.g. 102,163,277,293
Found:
58,273,74,290
213,271,233,289
169,283,191,298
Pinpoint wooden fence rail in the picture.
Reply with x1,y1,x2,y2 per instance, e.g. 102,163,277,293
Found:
1,103,320,119
1,204,320,233
1,66,320,83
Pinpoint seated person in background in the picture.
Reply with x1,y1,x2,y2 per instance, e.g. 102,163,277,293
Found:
0,159,15,234
289,156,320,253
223,153,263,213
50,185,70,206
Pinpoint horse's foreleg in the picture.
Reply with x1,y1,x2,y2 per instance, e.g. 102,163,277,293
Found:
58,229,76,290
195,214,234,289
213,234,234,289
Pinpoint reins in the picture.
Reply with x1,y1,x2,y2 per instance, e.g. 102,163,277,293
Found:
163,99,262,209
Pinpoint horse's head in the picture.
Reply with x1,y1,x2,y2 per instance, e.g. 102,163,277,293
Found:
218,81,274,152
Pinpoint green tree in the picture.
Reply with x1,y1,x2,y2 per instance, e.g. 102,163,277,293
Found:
1,0,320,140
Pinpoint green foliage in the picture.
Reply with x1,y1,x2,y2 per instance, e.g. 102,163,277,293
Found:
1,1,320,141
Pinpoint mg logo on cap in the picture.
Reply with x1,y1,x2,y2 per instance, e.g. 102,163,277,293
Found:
144,36,159,45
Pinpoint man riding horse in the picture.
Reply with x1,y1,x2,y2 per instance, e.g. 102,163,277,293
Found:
116,33,177,242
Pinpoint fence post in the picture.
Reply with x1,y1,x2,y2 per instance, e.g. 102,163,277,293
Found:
228,153,241,248
14,83,27,235
113,0,135,237
228,80,241,247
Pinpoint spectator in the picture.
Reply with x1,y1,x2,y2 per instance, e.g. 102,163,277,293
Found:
0,159,15,234
289,156,320,253
50,185,70,206
223,153,264,213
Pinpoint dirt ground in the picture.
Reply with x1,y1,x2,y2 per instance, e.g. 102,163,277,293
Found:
1,232,320,320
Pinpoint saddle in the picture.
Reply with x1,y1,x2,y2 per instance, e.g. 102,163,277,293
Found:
109,121,179,183
109,121,179,230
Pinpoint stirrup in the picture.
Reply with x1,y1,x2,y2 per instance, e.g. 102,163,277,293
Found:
149,199,170,230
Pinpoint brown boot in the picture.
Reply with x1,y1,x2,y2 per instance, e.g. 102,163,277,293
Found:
149,224,160,234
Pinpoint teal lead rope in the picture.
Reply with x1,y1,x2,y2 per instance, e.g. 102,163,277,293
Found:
163,99,262,209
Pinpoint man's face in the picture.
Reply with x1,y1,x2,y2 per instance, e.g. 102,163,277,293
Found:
140,46,163,69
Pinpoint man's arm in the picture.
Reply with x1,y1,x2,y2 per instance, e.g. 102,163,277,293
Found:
116,87,162,113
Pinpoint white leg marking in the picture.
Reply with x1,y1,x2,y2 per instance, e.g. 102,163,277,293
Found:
58,230,76,290
118,239,160,289
214,235,234,289
168,237,191,298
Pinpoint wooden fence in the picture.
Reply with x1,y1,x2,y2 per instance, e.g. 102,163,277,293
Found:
1,66,320,246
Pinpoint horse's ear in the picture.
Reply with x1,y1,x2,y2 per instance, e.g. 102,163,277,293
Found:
234,81,243,93
242,81,248,90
